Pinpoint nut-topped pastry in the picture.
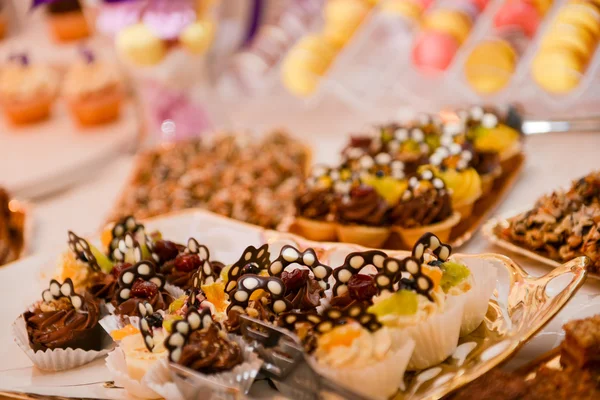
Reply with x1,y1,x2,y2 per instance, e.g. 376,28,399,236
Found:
390,168,459,246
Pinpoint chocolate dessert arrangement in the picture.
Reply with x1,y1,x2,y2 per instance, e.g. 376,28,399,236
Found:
293,106,524,249
501,171,600,274
0,187,26,266
16,215,502,398
109,131,310,229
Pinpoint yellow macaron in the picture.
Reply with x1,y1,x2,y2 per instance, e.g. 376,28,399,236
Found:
542,22,596,60
281,36,335,97
556,3,600,39
464,40,516,94
531,0,554,15
380,0,424,21
422,9,472,44
531,48,584,93
179,19,216,55
116,23,167,66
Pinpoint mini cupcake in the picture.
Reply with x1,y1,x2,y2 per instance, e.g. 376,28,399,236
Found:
463,106,522,170
413,233,497,336
46,0,90,42
336,184,391,248
14,278,112,371
294,165,339,242
63,51,124,126
378,124,430,174
0,55,58,125
390,168,460,246
158,238,219,291
429,143,482,219
164,308,262,396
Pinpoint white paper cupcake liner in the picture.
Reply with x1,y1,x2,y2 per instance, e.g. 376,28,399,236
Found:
308,333,416,400
454,257,498,336
12,316,113,372
105,347,163,399
390,295,465,370
145,359,185,400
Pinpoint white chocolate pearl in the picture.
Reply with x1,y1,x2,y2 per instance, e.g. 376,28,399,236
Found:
145,337,154,348
270,261,283,275
243,277,259,290
120,288,131,299
231,267,240,277
169,333,185,347
350,256,364,269
387,260,399,273
319,321,333,332
439,247,450,261
429,236,440,250
138,264,151,276
257,248,265,258
375,152,391,165
171,348,182,362
244,252,252,261
267,281,283,295
377,276,390,286
282,247,298,262
150,277,162,287
329,310,341,319
338,269,352,282
188,313,201,330
71,296,82,309
406,260,419,274
313,266,327,279
308,315,321,324
418,277,429,290
303,252,315,266
234,291,249,302
43,291,53,302
273,300,286,313
203,262,211,275
482,113,498,128
337,285,348,296
349,306,360,317
202,315,212,328
414,243,424,259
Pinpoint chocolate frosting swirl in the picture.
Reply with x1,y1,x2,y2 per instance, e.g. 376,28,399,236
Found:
159,260,195,290
282,270,324,311
87,272,118,302
295,188,334,221
178,324,243,374
337,186,389,226
391,187,452,228
225,300,274,334
24,292,104,352
111,290,174,317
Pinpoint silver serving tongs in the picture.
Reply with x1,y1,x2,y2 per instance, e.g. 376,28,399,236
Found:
169,363,245,400
505,106,600,135
239,315,375,400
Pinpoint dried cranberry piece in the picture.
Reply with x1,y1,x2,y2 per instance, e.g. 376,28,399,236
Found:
241,262,261,276
174,254,201,272
153,240,180,263
350,185,375,198
131,280,159,298
347,274,377,302
111,263,132,279
282,269,310,292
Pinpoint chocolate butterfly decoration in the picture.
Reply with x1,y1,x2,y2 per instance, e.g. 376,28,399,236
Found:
227,275,292,315
109,216,145,261
376,256,435,300
138,302,163,352
279,303,381,333
269,245,332,290
187,269,205,308
412,232,452,263
331,250,387,297
116,261,166,303
225,244,270,294
112,233,144,264
68,231,101,272
41,278,85,311
185,238,216,285
165,307,213,363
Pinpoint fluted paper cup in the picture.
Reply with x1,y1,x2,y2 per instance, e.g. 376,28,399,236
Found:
105,347,163,399
389,295,465,370
12,316,113,372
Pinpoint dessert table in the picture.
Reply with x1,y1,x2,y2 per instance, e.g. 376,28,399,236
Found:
6,93,600,399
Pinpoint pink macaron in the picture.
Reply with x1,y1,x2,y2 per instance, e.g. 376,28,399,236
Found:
412,31,460,74
494,0,541,38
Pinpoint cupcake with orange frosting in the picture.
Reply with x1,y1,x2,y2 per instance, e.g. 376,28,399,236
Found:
0,55,59,125
46,0,91,42
63,51,124,126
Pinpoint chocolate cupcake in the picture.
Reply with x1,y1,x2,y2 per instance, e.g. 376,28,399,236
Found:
177,324,244,373
158,238,218,291
24,279,105,352
111,261,174,317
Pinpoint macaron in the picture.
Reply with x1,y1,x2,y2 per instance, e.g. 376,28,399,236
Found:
464,40,516,93
528,0,553,15
555,3,600,38
380,0,424,21
323,0,370,48
179,19,216,55
494,0,541,38
542,22,596,60
469,0,490,11
116,23,167,66
422,9,472,44
412,30,460,73
531,48,584,93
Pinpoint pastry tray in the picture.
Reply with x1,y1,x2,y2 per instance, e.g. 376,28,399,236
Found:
0,209,587,400
283,153,525,251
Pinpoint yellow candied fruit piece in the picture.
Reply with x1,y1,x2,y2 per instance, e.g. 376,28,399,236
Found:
250,289,266,301
111,325,140,341
201,282,228,312
317,323,362,352
100,228,113,251
361,175,408,206
163,315,184,333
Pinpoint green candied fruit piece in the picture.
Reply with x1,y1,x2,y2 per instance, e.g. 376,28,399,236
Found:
368,290,418,318
168,296,187,313
424,134,440,151
470,126,489,140
163,315,184,333
89,244,114,274
220,265,231,283
440,261,471,293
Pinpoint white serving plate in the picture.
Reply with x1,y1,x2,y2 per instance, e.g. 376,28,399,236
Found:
0,209,592,399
